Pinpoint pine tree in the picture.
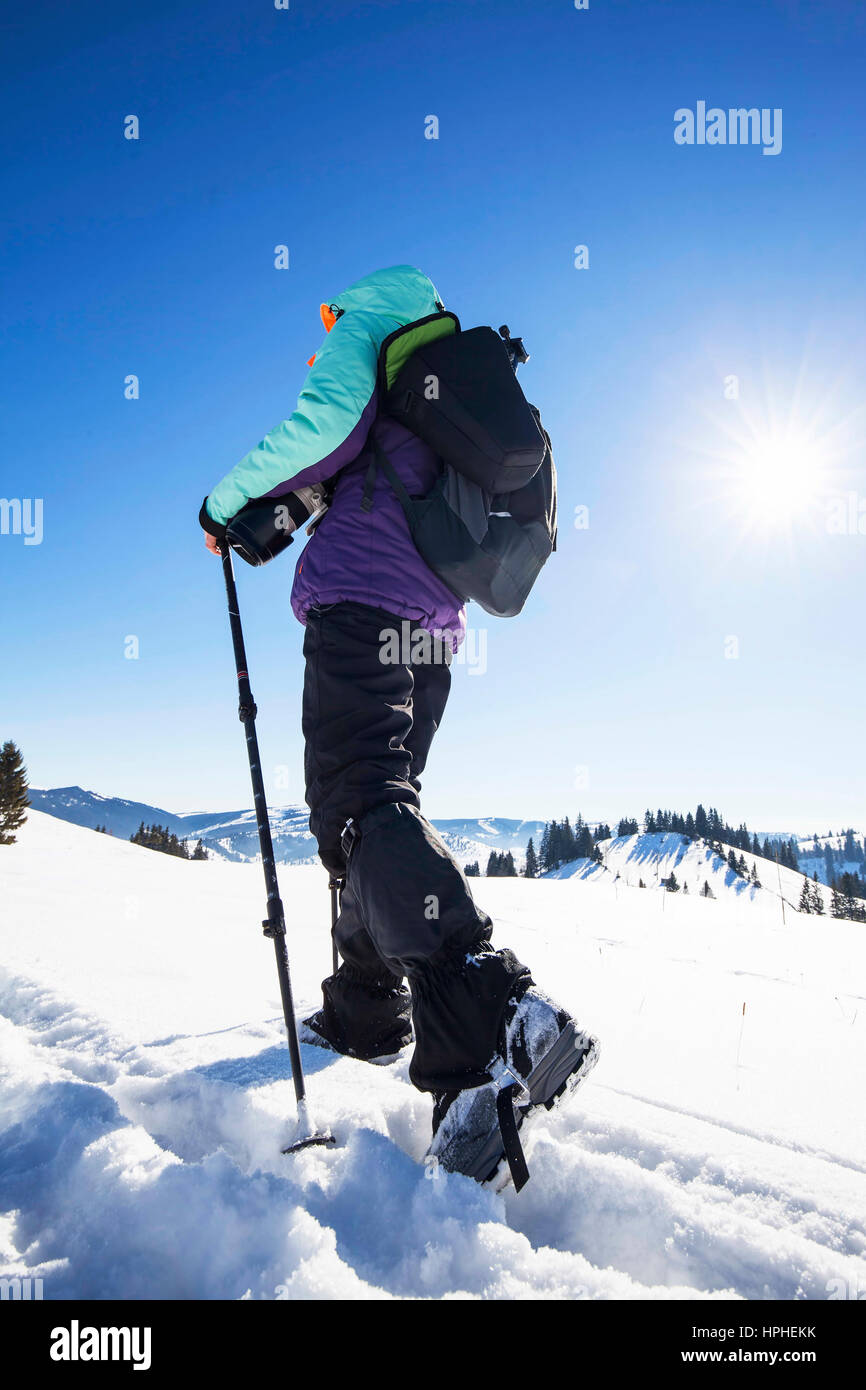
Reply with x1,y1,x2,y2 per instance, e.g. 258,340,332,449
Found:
502,851,516,877
486,850,499,877
575,823,595,860
524,838,538,879
798,879,813,914
665,870,680,892
546,820,559,869
192,839,208,861
539,823,552,874
0,741,30,846
562,816,575,862
701,879,714,899
823,843,835,884
465,860,479,877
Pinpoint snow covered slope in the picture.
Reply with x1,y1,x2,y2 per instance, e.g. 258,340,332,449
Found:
1,812,865,1300
546,832,831,919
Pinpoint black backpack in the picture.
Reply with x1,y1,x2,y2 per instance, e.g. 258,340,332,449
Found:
364,312,557,618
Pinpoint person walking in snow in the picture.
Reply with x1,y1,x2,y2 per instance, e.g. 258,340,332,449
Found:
200,266,598,1187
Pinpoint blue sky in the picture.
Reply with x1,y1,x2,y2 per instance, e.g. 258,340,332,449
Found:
1,0,864,830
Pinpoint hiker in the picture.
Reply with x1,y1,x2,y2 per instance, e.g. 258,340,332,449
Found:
200,265,598,1187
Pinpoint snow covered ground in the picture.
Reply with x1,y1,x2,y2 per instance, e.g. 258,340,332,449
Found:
1,812,865,1301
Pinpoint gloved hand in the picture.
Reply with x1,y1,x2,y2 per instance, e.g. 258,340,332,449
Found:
199,497,226,556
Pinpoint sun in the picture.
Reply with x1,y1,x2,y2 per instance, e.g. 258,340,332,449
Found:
733,427,828,527
695,390,850,542
677,351,864,549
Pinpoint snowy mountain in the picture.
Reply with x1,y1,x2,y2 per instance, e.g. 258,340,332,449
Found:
2,810,865,1300
422,817,548,869
546,831,828,919
28,787,546,867
27,786,193,842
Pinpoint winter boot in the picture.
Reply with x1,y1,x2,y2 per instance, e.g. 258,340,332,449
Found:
426,979,599,1191
301,963,413,1065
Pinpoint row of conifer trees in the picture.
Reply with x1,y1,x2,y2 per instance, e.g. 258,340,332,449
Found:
128,822,208,860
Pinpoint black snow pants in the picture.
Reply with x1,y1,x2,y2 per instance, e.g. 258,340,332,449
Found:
302,601,529,1093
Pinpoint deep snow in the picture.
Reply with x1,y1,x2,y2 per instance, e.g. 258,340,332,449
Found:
1,812,865,1300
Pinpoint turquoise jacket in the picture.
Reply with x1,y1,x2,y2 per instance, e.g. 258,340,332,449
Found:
205,266,465,639
206,265,443,524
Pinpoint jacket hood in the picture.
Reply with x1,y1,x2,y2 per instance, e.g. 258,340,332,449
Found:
330,265,443,325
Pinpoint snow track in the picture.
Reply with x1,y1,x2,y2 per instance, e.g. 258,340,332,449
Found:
2,813,865,1300
2,968,864,1300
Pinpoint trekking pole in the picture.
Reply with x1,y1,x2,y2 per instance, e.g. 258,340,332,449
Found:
219,542,334,1154
328,877,343,976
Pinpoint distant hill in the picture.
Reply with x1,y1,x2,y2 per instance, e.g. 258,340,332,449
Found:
27,787,191,842
543,830,830,920
425,818,548,867
28,787,547,868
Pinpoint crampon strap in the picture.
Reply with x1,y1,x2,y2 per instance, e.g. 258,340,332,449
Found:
495,1084,529,1192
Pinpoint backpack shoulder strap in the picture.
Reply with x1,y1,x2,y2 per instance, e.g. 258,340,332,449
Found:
359,439,417,525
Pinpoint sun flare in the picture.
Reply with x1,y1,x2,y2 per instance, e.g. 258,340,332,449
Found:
733,429,828,527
